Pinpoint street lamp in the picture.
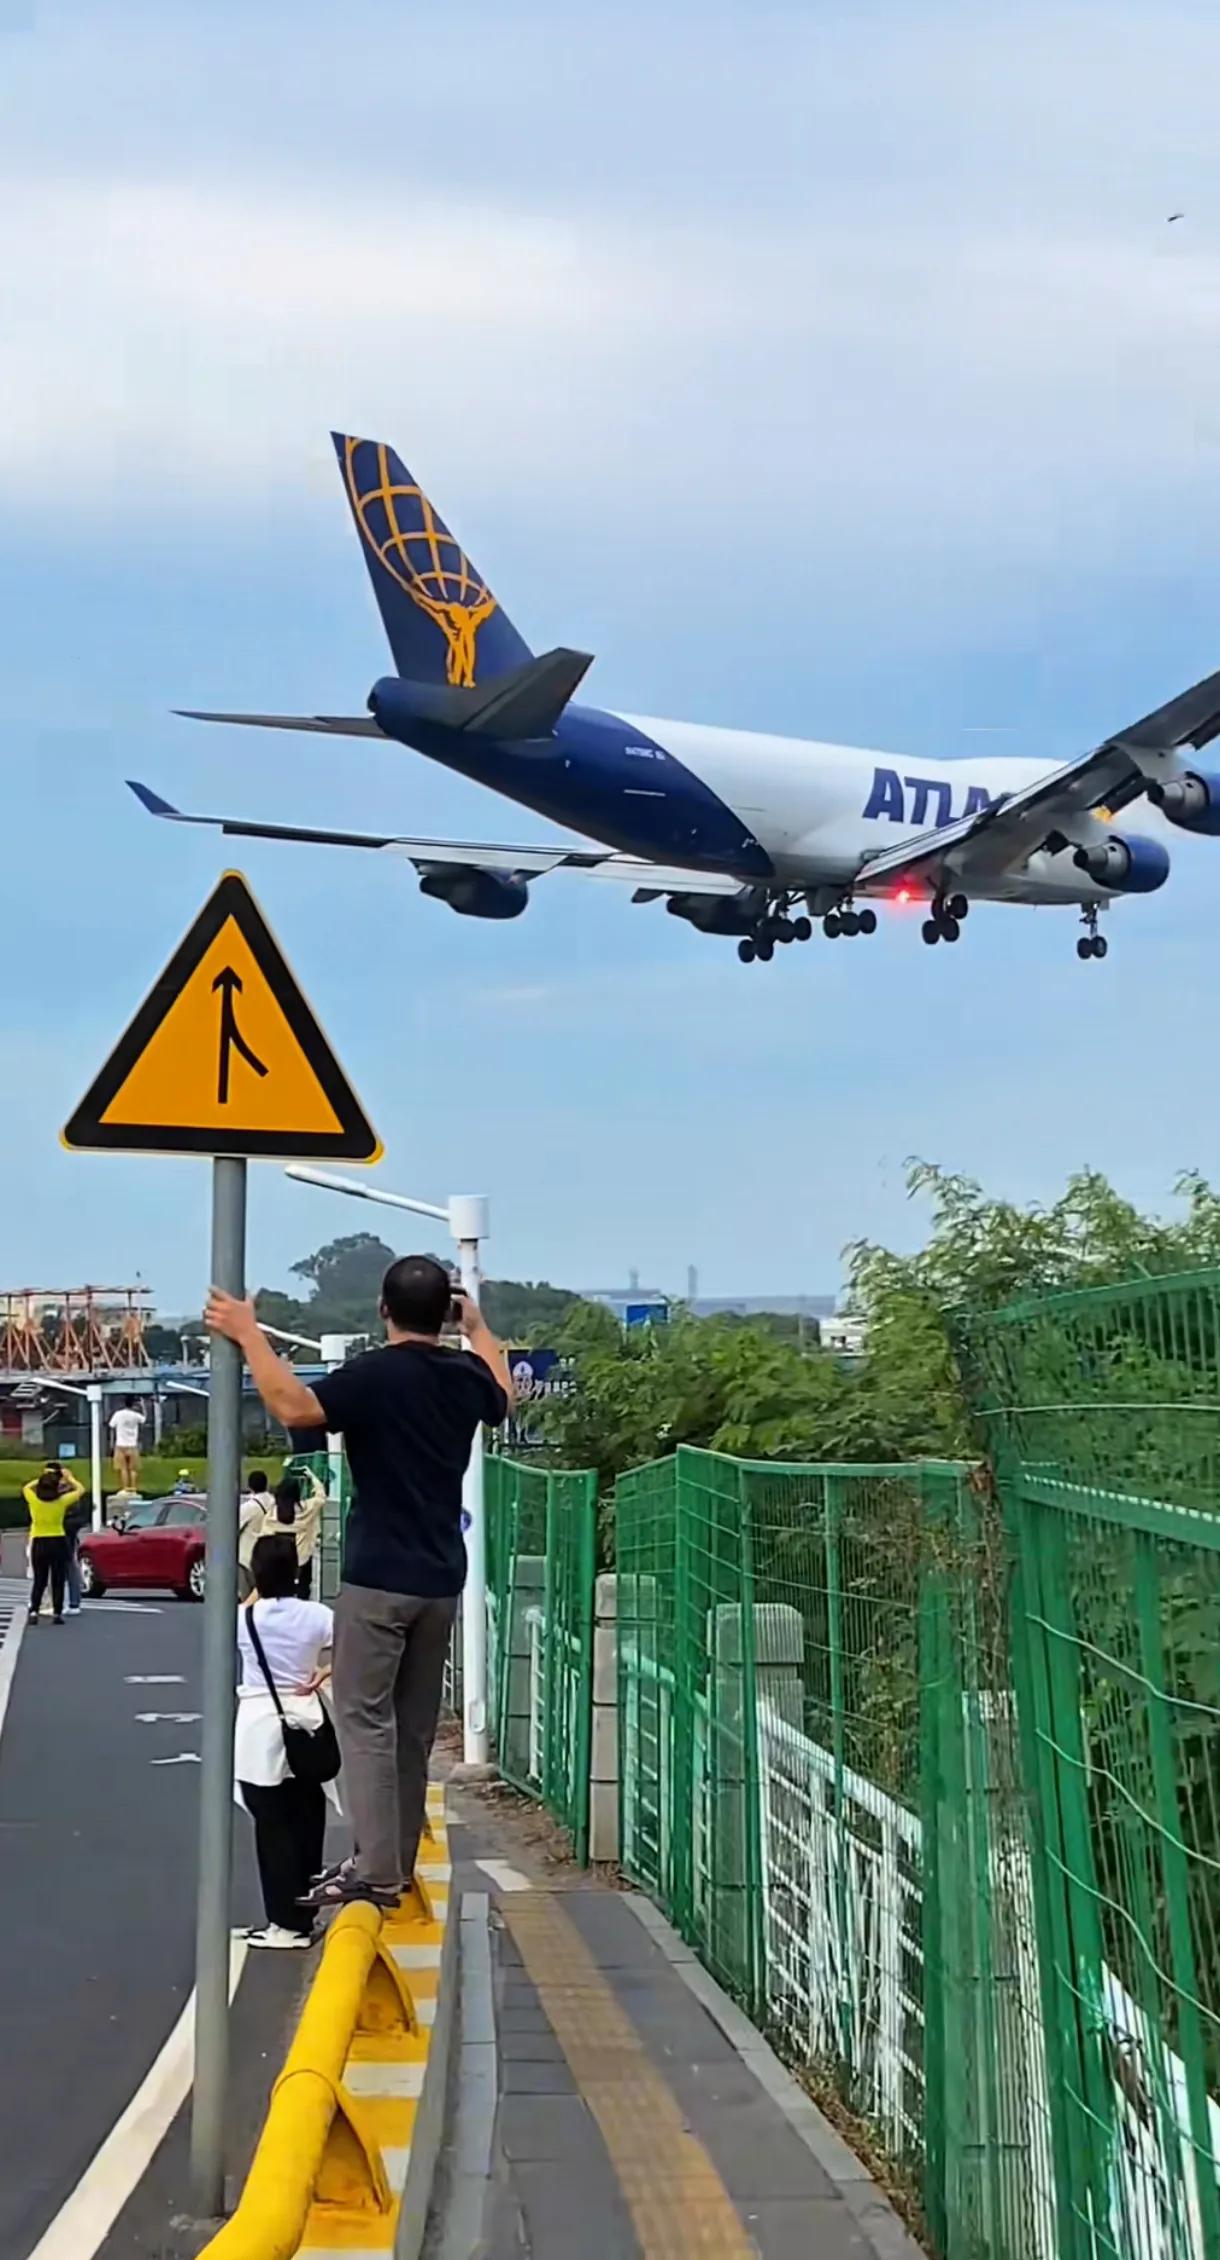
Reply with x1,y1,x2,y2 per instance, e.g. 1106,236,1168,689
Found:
285,1166,491,1769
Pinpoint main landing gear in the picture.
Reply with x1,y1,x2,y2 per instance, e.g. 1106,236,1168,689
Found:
822,905,877,940
921,893,969,945
736,909,814,964
1076,908,1108,962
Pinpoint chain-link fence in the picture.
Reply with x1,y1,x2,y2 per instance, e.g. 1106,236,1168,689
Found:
486,1453,598,1861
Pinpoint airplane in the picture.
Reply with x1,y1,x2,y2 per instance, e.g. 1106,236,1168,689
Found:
130,432,1220,966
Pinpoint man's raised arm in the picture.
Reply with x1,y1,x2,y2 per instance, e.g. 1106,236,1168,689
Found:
206,1289,328,1429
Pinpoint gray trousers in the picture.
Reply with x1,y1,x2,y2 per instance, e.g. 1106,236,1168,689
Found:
331,1583,457,1891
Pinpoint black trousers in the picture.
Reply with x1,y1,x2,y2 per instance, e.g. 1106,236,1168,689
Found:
240,1777,327,1934
30,1537,68,1619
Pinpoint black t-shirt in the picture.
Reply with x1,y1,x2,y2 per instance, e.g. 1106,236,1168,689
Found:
312,1343,508,1597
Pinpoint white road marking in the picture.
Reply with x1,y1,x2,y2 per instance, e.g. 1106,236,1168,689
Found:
125,1674,186,1685
150,1752,200,1766
473,1858,533,1894
26,1937,247,2260
0,1580,29,1746
134,1712,201,1724
85,1600,162,1614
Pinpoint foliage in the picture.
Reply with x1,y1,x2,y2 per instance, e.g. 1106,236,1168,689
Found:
846,1161,1220,1459
539,1310,895,1505
539,1164,1220,1505
255,1230,586,1346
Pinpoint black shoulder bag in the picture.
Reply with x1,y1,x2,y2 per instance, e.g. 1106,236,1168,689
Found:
246,1606,341,1786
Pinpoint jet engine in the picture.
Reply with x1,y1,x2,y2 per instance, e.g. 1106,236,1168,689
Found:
418,866,530,918
1071,835,1170,893
1146,771,1220,837
664,888,767,936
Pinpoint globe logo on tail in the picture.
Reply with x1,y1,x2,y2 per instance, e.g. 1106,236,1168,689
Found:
342,437,497,687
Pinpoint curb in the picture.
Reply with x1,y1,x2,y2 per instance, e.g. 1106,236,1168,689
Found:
623,1893,929,2260
200,1786,455,2260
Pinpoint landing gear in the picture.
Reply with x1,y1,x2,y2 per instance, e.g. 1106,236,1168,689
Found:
738,938,756,964
923,894,967,944
822,900,877,940
792,915,813,942
1077,910,1108,962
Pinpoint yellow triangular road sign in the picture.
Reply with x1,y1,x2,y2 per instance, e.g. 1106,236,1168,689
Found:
64,872,382,1161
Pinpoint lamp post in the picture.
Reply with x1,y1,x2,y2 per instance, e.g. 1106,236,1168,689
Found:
285,1166,491,1767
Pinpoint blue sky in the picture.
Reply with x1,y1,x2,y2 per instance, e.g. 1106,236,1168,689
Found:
4,0,1220,1312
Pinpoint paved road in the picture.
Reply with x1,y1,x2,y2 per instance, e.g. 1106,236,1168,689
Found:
0,1589,261,2260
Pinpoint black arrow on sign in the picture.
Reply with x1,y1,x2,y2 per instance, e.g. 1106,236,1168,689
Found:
212,967,269,1105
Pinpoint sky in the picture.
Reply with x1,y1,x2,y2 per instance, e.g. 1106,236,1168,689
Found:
4,0,1220,1312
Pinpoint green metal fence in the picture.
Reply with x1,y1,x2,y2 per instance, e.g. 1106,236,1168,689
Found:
485,1453,598,1862
964,1272,1220,2260
616,1446,1057,2258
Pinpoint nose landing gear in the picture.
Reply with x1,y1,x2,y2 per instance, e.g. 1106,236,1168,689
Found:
1077,909,1108,961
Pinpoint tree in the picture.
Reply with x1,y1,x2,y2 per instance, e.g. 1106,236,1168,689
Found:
255,1235,590,1347
480,1278,584,1342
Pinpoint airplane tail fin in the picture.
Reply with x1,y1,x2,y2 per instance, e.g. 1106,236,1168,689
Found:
332,433,533,687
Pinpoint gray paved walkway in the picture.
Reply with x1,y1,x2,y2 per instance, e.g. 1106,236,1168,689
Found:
434,1791,925,2260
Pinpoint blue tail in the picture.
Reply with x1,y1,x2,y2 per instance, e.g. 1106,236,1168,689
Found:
332,433,533,687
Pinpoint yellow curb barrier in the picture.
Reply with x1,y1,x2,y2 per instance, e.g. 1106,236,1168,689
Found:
200,1833,451,2260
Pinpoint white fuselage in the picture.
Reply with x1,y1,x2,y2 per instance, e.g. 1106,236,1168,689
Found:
627,715,1146,906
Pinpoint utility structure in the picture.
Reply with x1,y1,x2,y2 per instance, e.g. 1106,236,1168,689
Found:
0,1285,151,1374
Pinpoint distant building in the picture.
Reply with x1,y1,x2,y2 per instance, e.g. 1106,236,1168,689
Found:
688,1294,836,1322
584,1287,671,1328
820,1312,869,1356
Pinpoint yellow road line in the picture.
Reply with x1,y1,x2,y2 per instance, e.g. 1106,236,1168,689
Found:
503,1896,755,2259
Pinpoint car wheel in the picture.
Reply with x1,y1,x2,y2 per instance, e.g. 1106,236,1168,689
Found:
79,1556,106,1600
185,1555,206,1603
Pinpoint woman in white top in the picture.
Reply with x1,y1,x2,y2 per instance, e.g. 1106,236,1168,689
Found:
235,1532,337,1948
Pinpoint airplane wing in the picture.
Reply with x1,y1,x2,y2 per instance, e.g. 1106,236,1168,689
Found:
854,667,1220,894
126,782,745,896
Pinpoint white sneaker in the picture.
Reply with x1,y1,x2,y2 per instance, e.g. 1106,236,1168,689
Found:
245,1924,312,1950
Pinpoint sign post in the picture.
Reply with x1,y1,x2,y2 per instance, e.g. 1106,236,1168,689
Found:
63,871,380,2219
191,1155,246,2208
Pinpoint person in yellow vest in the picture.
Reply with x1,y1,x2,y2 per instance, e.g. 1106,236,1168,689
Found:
23,1464,86,1626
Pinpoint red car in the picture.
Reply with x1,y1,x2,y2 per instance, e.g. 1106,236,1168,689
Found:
79,1493,209,1602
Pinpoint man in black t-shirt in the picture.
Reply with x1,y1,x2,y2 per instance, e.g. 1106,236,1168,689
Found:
207,1256,512,1908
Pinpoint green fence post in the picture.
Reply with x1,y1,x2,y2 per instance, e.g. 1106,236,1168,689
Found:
573,1468,597,1866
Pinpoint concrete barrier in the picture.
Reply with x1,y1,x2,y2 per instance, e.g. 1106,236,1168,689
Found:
200,1786,454,2260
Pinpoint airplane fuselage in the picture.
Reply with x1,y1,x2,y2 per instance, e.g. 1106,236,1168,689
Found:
371,681,1129,910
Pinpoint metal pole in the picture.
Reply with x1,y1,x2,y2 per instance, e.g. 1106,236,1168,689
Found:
190,1154,246,2216
86,1385,104,1531
452,1195,490,1768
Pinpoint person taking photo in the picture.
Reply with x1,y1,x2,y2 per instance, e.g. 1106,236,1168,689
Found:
207,1257,512,1910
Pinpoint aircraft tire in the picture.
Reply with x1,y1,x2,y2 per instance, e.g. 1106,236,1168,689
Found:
793,916,813,942
823,915,841,938
755,938,775,963
858,908,877,935
922,920,940,945
940,915,960,942
1092,934,1108,959
1076,936,1092,961
738,938,756,963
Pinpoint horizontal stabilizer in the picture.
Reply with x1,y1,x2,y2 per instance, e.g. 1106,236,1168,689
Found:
460,646,592,738
175,710,385,737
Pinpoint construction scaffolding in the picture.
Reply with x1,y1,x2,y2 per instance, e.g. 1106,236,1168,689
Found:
0,1286,152,1374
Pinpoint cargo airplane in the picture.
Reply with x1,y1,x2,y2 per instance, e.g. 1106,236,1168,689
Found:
131,434,1220,964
